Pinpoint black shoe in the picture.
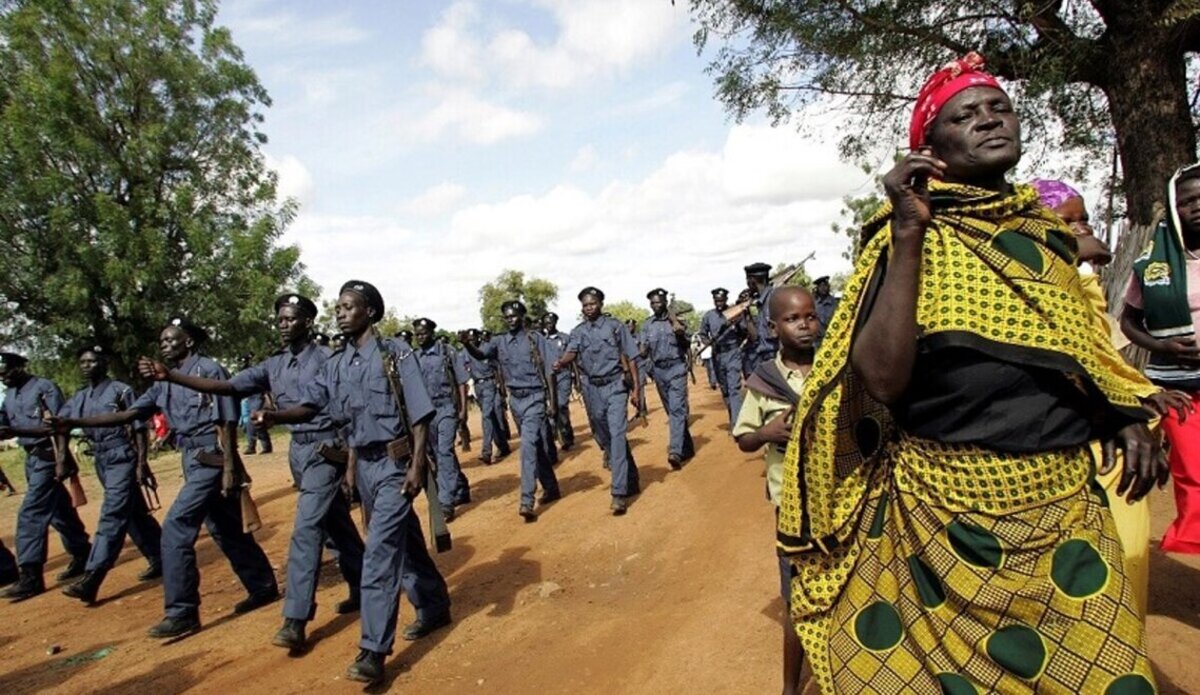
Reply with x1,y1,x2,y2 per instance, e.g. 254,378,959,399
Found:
402,612,451,641
538,491,561,506
0,565,18,587
2,567,44,602
148,614,201,639
260,444,273,454
497,446,512,458
242,447,256,455
57,551,89,582
443,506,457,523
519,504,537,523
668,453,683,470
334,595,360,615
480,455,493,466
62,569,106,604
233,588,280,615
562,441,574,451
138,560,163,581
271,618,307,651
611,496,628,516
346,648,385,685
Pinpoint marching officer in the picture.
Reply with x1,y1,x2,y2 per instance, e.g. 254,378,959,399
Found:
552,288,642,515
0,351,91,601
699,287,747,426
541,313,575,450
639,289,695,468
459,329,512,464
60,344,163,604
137,294,364,651
412,318,471,521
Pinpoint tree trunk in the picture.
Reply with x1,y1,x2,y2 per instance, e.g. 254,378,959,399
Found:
1103,36,1196,227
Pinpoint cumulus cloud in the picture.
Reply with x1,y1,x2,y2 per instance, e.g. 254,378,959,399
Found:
568,144,598,173
421,0,684,90
399,182,469,217
409,89,543,144
291,123,871,327
224,8,368,49
264,152,316,208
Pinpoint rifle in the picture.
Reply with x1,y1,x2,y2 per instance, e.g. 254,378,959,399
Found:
37,393,87,507
379,335,451,553
117,389,159,512
0,463,17,495
617,324,648,427
440,346,469,452
215,424,261,533
525,328,560,444
667,293,695,385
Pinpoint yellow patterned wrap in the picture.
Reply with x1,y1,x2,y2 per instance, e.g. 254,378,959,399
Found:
778,182,1158,694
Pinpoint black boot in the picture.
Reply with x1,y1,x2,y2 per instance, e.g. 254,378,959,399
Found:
62,568,107,604
57,549,89,582
137,559,163,581
346,648,385,685
271,618,307,651
2,565,45,602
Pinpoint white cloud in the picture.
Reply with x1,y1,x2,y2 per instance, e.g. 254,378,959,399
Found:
568,144,598,173
264,153,316,208
286,123,869,327
400,182,468,217
420,0,684,90
409,90,543,144
225,8,368,49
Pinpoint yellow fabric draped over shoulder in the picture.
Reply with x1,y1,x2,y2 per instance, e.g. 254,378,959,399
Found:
776,181,1154,556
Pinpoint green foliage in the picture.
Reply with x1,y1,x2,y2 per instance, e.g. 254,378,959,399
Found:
477,270,558,334
831,188,887,262
0,0,312,381
604,300,650,328
688,1,1200,220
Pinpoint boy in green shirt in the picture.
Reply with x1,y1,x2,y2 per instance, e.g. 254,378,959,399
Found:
733,286,819,695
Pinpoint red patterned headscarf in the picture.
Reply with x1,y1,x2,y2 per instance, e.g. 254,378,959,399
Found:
909,52,1003,150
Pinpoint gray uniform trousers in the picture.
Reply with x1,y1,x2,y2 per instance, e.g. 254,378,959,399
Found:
161,443,276,619
354,446,449,654
581,378,640,497
282,432,365,621
508,387,560,507
86,442,161,571
15,449,90,566
651,361,694,459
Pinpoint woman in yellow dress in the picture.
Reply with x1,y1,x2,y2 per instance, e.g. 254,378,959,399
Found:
779,54,1171,694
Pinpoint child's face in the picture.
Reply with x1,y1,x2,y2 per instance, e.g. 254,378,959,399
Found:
769,292,820,350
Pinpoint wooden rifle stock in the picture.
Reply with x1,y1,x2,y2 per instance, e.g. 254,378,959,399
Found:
38,394,86,507
217,425,261,533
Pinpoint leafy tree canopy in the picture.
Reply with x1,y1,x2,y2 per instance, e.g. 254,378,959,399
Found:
477,270,558,334
0,0,312,385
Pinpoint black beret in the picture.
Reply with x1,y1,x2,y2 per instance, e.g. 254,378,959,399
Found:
394,329,414,341
542,312,558,322
744,262,771,277
481,329,493,338
501,300,527,315
165,316,210,344
75,342,110,358
274,293,318,319
0,351,28,369
463,328,481,339
339,280,385,323
711,287,728,297
578,286,605,301
813,276,831,285
313,332,331,346
646,287,668,300
413,317,437,331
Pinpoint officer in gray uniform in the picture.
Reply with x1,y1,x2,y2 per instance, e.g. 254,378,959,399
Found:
466,301,561,521
0,351,91,601
412,318,471,521
57,318,278,638
459,329,512,464
743,262,777,375
255,280,449,686
699,287,747,426
639,288,695,468
60,344,163,604
553,287,642,515
481,329,514,441
138,294,364,651
812,275,840,343
541,312,575,450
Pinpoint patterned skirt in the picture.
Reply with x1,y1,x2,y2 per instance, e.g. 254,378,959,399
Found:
789,435,1155,694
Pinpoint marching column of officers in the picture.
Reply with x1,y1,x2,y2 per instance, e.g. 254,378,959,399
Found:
0,261,835,686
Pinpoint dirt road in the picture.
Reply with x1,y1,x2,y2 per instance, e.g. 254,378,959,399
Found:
0,386,1197,694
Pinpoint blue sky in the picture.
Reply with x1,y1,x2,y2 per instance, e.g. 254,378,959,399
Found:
218,0,875,326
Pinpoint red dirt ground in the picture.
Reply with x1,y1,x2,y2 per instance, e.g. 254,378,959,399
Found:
0,386,1197,694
